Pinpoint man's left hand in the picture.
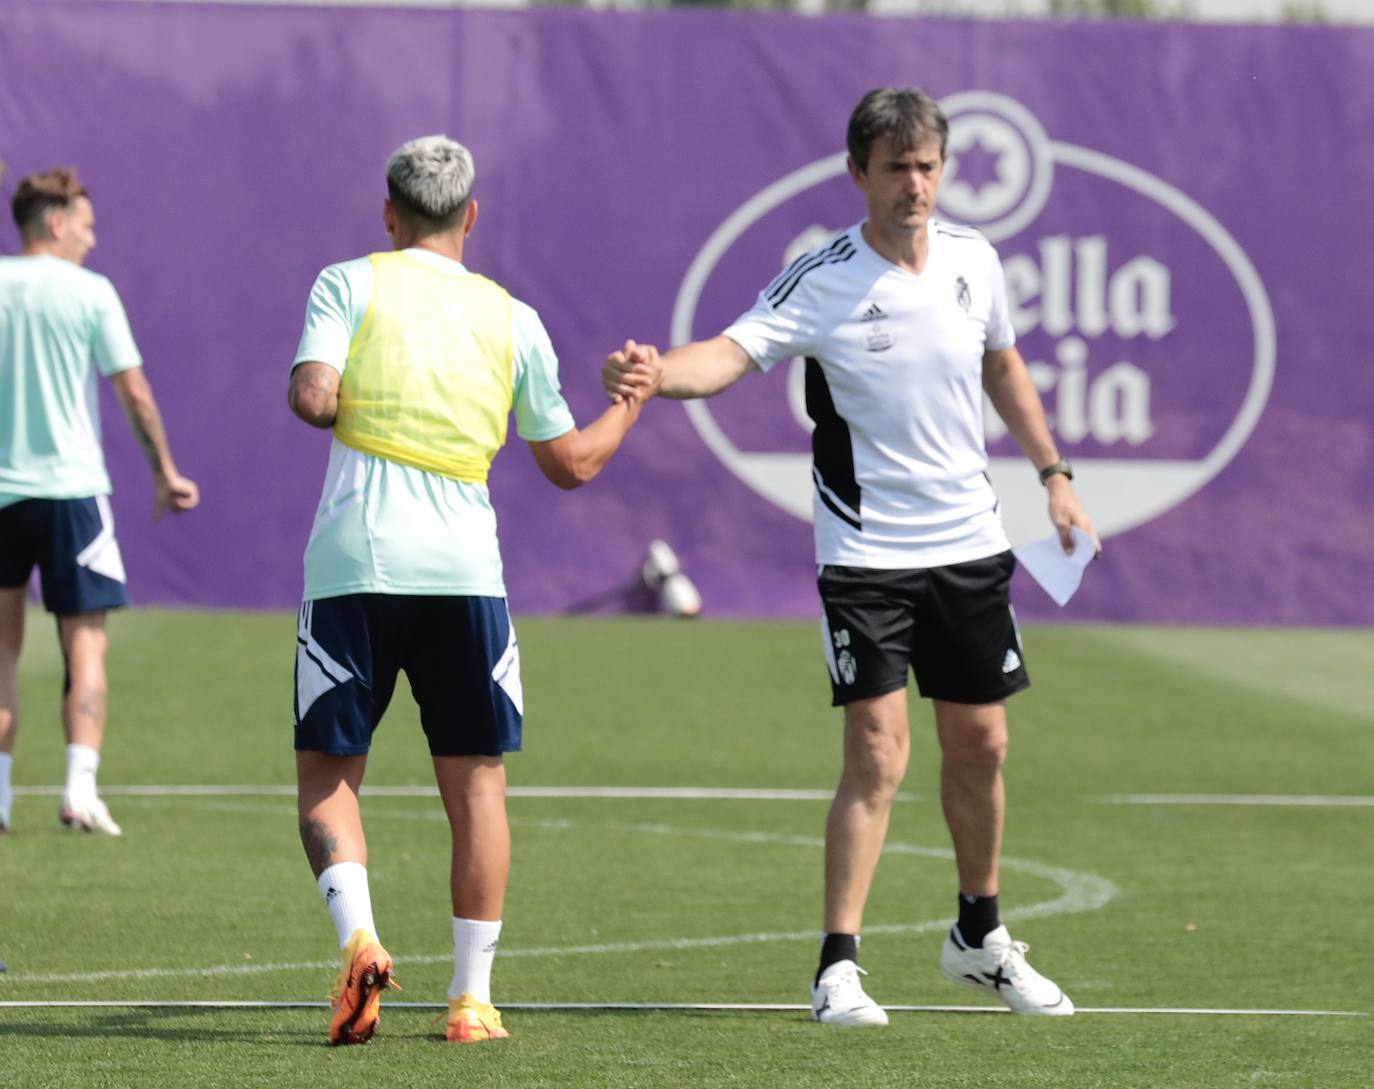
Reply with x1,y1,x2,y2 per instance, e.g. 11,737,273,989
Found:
1046,476,1100,557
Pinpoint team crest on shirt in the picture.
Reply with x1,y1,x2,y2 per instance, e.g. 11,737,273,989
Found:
955,276,972,312
860,300,893,350
863,325,893,352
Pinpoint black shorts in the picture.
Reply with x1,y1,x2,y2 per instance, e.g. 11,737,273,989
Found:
0,496,129,615
294,594,523,758
817,551,1029,707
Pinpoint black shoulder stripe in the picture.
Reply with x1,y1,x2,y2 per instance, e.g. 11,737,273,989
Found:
762,249,820,299
768,240,856,308
764,234,853,304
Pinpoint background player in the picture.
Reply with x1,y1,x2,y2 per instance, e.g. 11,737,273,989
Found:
0,166,199,837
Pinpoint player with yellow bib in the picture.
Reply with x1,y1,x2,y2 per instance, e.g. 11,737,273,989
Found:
287,136,654,1046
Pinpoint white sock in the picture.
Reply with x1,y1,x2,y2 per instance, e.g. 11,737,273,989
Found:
0,752,13,826
316,862,377,949
64,744,99,804
450,917,502,1003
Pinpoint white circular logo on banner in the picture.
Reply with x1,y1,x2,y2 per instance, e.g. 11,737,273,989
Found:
670,92,1276,544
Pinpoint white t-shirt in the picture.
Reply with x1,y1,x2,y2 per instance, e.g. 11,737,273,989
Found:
292,249,575,600
723,220,1015,570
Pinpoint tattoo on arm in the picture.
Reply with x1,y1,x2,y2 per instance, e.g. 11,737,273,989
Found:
123,397,171,474
299,817,340,878
290,365,339,428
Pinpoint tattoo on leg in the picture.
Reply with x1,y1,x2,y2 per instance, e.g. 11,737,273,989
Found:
299,817,339,878
76,692,105,725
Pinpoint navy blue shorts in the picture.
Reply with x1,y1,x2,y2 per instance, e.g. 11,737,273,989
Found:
0,496,129,615
294,594,524,758
817,551,1029,707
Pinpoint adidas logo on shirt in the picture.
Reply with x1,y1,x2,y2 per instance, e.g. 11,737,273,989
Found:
859,302,886,322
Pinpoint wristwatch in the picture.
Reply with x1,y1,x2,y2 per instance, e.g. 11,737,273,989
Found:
1038,458,1074,485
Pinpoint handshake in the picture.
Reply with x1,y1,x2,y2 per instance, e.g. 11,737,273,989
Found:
602,340,665,406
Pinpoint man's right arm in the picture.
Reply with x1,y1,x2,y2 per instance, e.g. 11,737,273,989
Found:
604,335,755,403
288,362,341,428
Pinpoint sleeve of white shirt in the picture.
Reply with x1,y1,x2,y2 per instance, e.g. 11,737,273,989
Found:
90,276,143,376
292,259,372,375
511,300,575,442
720,287,818,374
985,246,1016,352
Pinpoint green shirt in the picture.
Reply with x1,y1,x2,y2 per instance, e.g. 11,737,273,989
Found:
292,250,575,600
0,255,142,508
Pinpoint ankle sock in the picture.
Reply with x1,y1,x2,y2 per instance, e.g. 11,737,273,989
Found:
955,893,1000,948
64,743,99,803
317,862,377,949
816,932,859,984
450,917,502,1003
0,752,12,826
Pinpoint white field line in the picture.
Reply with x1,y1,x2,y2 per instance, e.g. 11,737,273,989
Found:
0,1000,1363,1017
16,785,1368,807
1,812,1116,986
11,784,911,802
1099,794,1374,808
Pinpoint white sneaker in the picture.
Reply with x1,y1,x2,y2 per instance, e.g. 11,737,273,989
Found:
59,795,123,837
810,960,889,1026
941,925,1073,1015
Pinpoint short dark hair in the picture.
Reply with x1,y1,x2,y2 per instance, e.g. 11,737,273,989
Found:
12,167,88,241
846,88,949,172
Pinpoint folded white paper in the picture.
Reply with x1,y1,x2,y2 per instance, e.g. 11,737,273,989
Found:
1012,527,1097,606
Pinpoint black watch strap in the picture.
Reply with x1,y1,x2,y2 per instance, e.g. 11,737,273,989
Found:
1038,458,1074,485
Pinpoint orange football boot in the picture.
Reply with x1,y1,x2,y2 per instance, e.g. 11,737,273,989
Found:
328,929,399,1045
445,993,510,1043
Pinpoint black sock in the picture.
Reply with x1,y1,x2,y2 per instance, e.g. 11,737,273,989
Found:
956,893,1000,948
816,933,859,983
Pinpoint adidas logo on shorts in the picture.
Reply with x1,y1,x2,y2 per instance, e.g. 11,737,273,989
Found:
1002,649,1021,673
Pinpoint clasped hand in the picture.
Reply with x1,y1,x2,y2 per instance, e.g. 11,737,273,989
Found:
603,340,663,405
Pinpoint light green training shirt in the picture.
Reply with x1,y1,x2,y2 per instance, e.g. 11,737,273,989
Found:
0,255,143,509
292,249,575,601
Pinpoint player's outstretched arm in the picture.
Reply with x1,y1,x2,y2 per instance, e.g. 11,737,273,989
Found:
289,361,340,429
110,367,199,521
528,397,646,491
982,346,1099,555
604,336,754,403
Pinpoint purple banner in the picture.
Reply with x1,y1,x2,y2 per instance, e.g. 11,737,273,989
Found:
2,1,1371,623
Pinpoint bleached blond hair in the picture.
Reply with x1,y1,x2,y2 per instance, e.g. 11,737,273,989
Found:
385,135,474,228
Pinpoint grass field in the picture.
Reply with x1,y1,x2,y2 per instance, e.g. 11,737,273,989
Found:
1,611,1371,1088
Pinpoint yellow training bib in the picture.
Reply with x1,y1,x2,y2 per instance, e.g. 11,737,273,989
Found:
334,251,514,483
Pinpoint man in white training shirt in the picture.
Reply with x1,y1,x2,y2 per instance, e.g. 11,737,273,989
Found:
289,135,654,1046
0,166,199,838
605,88,1099,1024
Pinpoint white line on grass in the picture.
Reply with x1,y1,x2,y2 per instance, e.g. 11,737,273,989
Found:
0,1000,1363,1018
11,784,911,802
1,815,1117,986
18,785,1370,806
1099,794,1374,808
